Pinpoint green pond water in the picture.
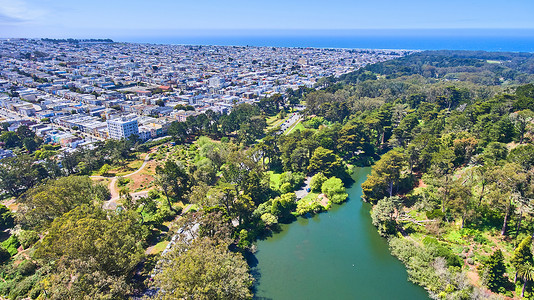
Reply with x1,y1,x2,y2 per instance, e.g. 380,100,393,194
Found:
251,167,429,300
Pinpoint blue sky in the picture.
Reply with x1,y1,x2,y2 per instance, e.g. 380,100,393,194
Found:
1,0,534,38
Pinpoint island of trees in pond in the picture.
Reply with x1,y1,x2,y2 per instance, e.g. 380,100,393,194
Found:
0,50,533,299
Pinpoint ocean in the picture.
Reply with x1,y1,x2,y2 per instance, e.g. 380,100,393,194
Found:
115,29,534,52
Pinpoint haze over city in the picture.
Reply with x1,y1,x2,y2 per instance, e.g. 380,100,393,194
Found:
1,0,534,39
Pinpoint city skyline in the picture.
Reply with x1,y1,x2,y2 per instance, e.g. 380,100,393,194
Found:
1,0,534,39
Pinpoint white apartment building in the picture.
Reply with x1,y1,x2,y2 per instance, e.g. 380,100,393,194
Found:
209,76,224,89
107,116,139,140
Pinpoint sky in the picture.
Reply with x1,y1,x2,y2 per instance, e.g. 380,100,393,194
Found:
1,0,534,39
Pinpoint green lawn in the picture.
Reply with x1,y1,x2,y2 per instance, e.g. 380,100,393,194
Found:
285,120,305,135
300,192,320,205
268,171,282,190
149,240,169,255
266,115,280,125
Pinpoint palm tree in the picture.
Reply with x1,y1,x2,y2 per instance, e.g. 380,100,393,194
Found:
519,262,534,297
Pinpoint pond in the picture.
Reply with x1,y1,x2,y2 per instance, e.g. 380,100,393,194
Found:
251,167,428,300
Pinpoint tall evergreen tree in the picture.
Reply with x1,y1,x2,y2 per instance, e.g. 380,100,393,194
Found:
483,250,508,292
511,236,533,283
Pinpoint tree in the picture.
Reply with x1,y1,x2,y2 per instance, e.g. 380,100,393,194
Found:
155,160,189,211
0,204,14,230
321,177,348,204
17,176,110,228
155,168,173,211
361,149,406,203
519,262,534,297
233,194,255,225
428,148,456,213
307,147,345,178
481,142,508,166
482,250,508,293
192,159,217,185
448,177,474,228
451,134,478,166
279,171,305,193
238,116,266,145
35,205,145,299
371,196,401,236
511,236,533,283
290,147,309,172
22,137,39,153
99,163,111,176
509,109,534,144
487,163,527,236
271,193,296,221
168,121,188,143
0,131,21,148
392,113,419,147
0,155,53,197
16,125,35,140
154,238,253,300
508,144,534,170
310,172,327,192
337,122,368,156
0,247,9,264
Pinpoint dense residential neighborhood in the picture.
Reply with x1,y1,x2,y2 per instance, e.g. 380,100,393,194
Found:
0,38,409,150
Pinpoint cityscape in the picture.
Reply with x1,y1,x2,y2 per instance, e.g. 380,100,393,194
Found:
0,39,408,153
1,0,533,299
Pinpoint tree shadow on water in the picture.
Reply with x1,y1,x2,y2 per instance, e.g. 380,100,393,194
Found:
244,252,274,299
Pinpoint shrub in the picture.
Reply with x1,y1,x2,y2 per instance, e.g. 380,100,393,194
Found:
17,260,37,276
260,213,278,226
296,199,323,216
271,193,296,221
310,172,327,193
148,189,160,199
0,247,10,263
99,163,112,176
279,182,292,194
2,235,20,256
321,177,348,204
117,176,130,187
17,230,39,249
253,200,273,218
303,116,325,129
423,237,463,267
426,209,445,220
8,275,38,300
279,171,305,192
389,237,473,298
237,229,251,249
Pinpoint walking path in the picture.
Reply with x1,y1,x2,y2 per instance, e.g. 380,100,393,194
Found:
144,204,193,255
90,152,152,209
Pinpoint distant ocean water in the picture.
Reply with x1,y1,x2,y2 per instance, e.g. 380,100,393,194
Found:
116,29,534,52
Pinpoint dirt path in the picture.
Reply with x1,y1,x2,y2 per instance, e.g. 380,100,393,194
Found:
91,153,152,209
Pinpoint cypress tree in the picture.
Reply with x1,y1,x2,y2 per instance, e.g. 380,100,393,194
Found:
483,250,508,292
511,236,533,283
